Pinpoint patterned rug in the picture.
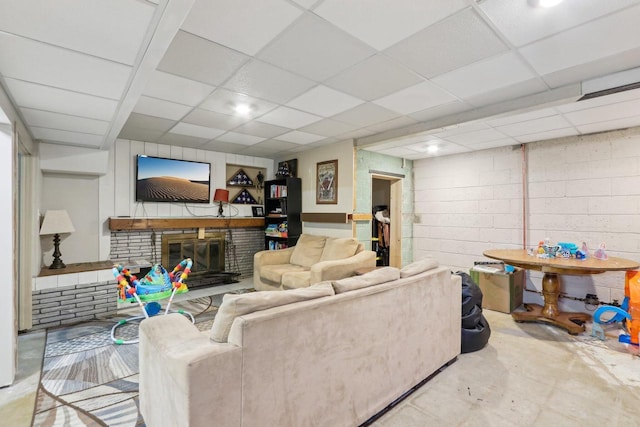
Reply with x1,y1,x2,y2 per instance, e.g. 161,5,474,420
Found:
32,289,252,426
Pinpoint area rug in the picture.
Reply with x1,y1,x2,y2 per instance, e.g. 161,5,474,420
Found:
32,289,252,427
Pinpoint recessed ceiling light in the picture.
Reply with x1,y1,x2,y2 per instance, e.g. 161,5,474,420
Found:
528,0,563,8
234,103,251,115
427,145,439,154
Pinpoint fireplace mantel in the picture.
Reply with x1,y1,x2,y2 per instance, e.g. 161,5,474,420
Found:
109,217,265,231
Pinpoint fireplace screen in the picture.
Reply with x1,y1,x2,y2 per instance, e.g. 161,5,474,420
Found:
162,232,225,276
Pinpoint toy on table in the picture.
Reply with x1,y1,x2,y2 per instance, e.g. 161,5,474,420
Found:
111,258,195,345
594,242,608,260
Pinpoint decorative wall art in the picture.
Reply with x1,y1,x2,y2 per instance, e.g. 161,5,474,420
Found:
316,159,338,204
225,164,264,205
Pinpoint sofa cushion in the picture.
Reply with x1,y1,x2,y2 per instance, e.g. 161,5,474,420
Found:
290,234,327,267
282,271,311,289
210,282,335,342
260,263,308,285
400,257,439,278
332,266,400,294
319,237,359,262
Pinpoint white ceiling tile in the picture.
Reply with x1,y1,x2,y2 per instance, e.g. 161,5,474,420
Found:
256,106,322,128
4,78,117,121
314,0,468,50
124,113,177,132
257,13,375,81
289,0,319,9
286,85,364,117
446,128,509,145
486,107,558,127
157,133,209,149
298,118,361,137
31,127,104,147
201,140,248,154
385,8,508,79
432,52,537,99
519,5,640,76
0,33,131,100
337,127,378,140
563,98,640,126
465,79,548,109
480,0,640,47
496,115,574,137
158,31,249,86
514,128,578,143
250,139,300,152
330,103,399,128
366,116,418,133
233,121,290,138
223,60,315,104
118,125,165,142
0,0,155,65
200,88,277,119
373,81,458,115
433,121,490,138
576,116,640,135
169,122,226,140
21,108,109,135
143,71,215,106
182,109,248,130
324,54,423,101
216,131,266,145
276,130,325,144
375,146,422,157
133,96,192,120
408,101,469,122
182,0,302,55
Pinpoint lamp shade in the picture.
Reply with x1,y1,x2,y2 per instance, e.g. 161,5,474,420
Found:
213,189,229,203
40,210,75,235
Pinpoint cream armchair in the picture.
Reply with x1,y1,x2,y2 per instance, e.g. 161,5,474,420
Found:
254,234,376,291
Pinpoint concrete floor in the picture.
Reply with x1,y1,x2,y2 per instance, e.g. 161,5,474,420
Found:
2,294,640,426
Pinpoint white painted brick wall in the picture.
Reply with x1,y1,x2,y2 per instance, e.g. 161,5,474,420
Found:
413,127,640,313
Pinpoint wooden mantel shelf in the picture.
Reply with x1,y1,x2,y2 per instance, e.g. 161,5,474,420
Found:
109,217,265,231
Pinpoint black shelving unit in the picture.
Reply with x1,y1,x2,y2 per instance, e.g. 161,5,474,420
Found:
264,177,302,250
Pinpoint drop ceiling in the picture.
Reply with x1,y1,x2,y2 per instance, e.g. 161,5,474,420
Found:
1,0,640,160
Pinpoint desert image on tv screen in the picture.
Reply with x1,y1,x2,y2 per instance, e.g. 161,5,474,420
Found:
136,156,210,203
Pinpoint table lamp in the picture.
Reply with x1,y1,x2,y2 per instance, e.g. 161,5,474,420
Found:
213,189,229,217
39,210,75,269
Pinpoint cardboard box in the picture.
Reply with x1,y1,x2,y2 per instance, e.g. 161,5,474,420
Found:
470,267,524,313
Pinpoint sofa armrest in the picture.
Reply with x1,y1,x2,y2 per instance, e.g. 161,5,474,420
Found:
309,250,377,283
139,314,242,427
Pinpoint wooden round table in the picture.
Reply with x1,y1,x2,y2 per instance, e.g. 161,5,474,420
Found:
483,249,639,334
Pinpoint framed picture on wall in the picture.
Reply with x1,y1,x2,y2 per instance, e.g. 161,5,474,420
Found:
252,206,264,217
316,159,338,204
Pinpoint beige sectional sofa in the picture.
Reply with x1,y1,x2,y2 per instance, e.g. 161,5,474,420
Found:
139,259,461,427
253,233,376,291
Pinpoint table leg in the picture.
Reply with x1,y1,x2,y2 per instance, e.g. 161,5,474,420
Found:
511,272,591,335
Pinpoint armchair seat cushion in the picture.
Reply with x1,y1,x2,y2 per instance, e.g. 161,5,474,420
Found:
282,271,312,289
260,263,309,285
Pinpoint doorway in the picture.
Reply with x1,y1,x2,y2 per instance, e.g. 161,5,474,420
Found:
371,174,402,268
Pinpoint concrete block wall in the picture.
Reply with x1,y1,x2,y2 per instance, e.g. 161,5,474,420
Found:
413,127,640,313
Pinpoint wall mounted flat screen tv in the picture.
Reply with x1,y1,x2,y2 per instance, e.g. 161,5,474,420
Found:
135,155,211,203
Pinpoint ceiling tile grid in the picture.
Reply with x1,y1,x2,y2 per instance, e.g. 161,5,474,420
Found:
2,0,640,159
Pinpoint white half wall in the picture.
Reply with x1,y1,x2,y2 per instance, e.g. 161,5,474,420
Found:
413,127,640,314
